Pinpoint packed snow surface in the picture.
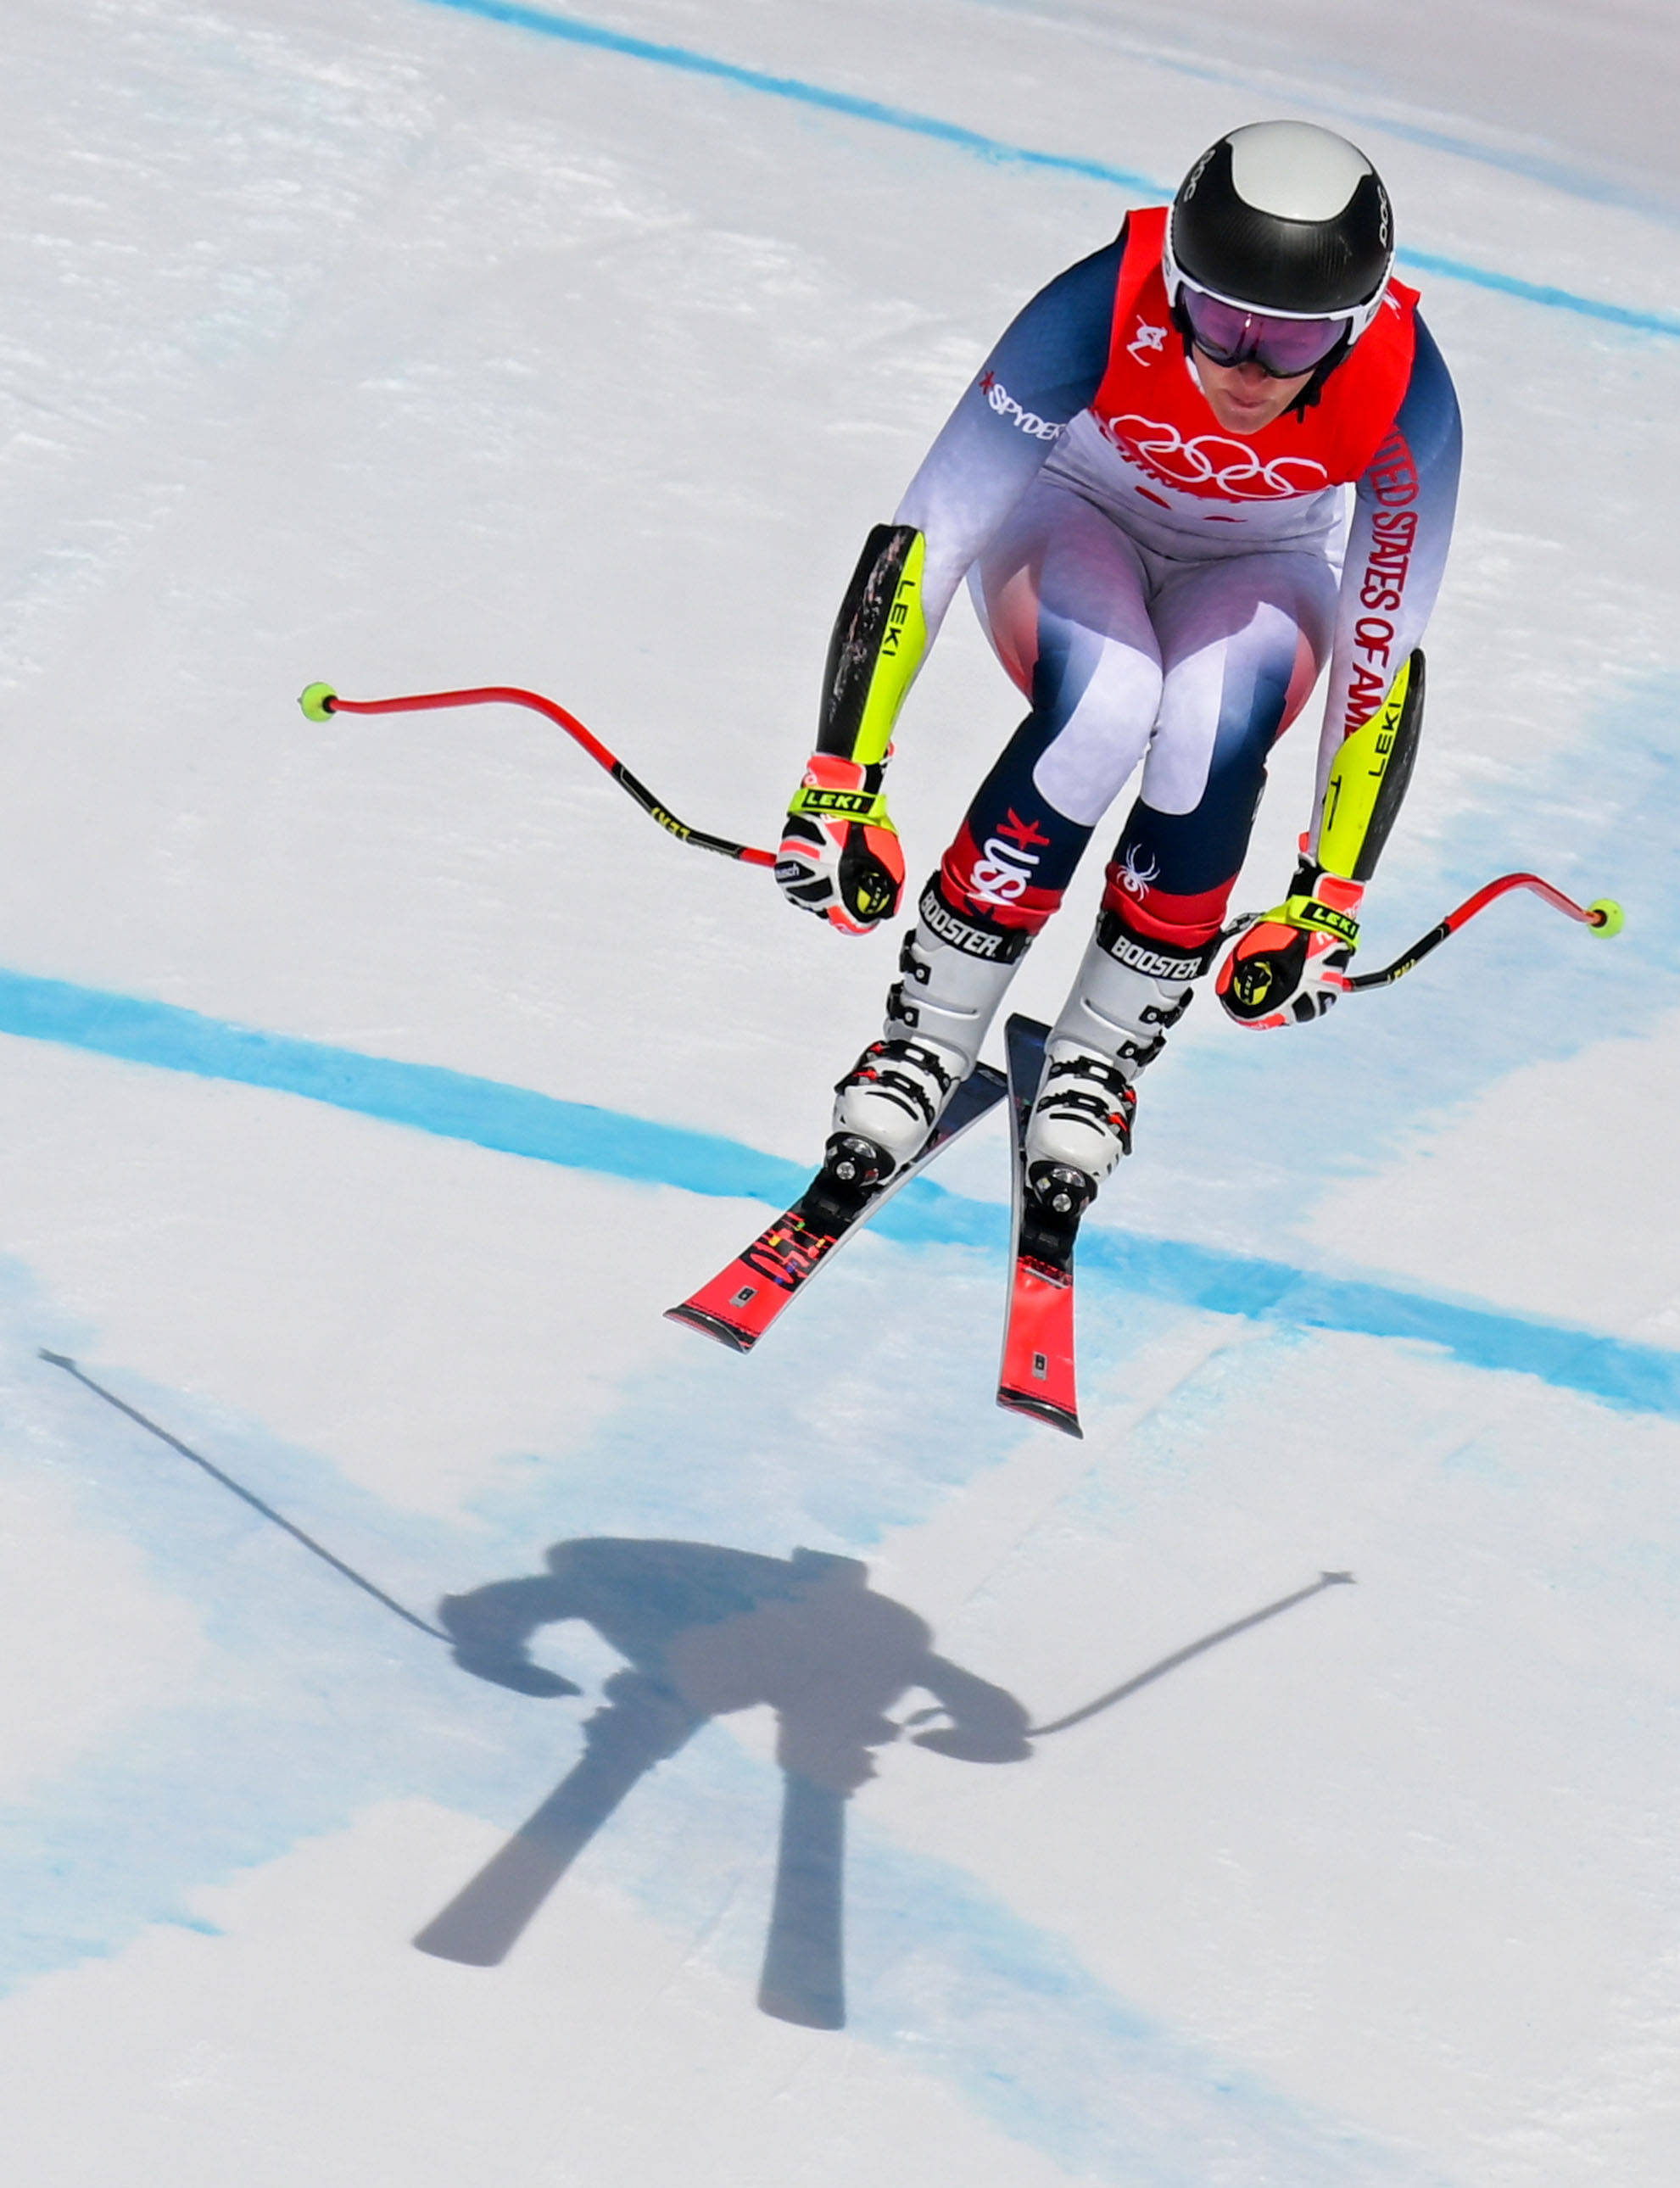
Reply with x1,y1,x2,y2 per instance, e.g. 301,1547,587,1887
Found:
2,3,1677,2184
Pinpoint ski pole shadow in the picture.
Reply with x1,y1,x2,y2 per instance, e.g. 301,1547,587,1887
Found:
415,1538,1033,2029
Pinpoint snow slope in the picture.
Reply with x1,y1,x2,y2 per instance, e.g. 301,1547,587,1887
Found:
1,3,1677,2183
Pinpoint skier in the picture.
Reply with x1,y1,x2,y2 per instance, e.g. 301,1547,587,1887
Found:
775,120,1461,1217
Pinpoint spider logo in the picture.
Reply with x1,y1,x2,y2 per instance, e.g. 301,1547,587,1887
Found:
1119,847,1159,899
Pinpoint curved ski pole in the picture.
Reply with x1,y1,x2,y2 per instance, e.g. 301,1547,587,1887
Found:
1344,871,1623,991
299,680,778,868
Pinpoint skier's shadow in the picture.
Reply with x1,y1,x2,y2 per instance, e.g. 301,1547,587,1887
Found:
416,1538,1033,2029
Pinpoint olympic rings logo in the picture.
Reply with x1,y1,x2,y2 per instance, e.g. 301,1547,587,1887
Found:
1100,413,1331,500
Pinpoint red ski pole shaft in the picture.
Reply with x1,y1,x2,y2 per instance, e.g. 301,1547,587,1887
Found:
1346,871,1623,991
298,680,778,869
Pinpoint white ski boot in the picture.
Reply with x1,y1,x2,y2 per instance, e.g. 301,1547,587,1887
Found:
829,891,1028,1181
1024,907,1213,1203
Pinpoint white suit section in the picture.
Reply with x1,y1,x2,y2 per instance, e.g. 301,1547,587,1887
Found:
969,481,1163,824
969,470,1338,829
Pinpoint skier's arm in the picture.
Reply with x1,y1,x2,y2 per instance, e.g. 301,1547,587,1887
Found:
1312,316,1463,873
779,237,1120,932
1218,320,1461,1030
438,1578,582,1696
890,234,1122,650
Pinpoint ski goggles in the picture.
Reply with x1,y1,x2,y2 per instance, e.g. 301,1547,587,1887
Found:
1178,285,1352,378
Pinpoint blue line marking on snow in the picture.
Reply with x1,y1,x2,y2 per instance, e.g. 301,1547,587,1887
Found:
412,0,1680,338
411,0,1145,193
1395,249,1680,331
870,1192,1680,1423
2,963,1677,1422
0,966,795,1205
957,0,1680,228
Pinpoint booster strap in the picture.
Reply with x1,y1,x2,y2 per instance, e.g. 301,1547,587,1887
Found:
917,879,1033,963
1094,903,1224,980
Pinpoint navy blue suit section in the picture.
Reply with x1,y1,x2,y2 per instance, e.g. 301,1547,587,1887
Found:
980,231,1125,425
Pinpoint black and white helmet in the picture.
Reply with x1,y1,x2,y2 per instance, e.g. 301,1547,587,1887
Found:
1163,120,1395,355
